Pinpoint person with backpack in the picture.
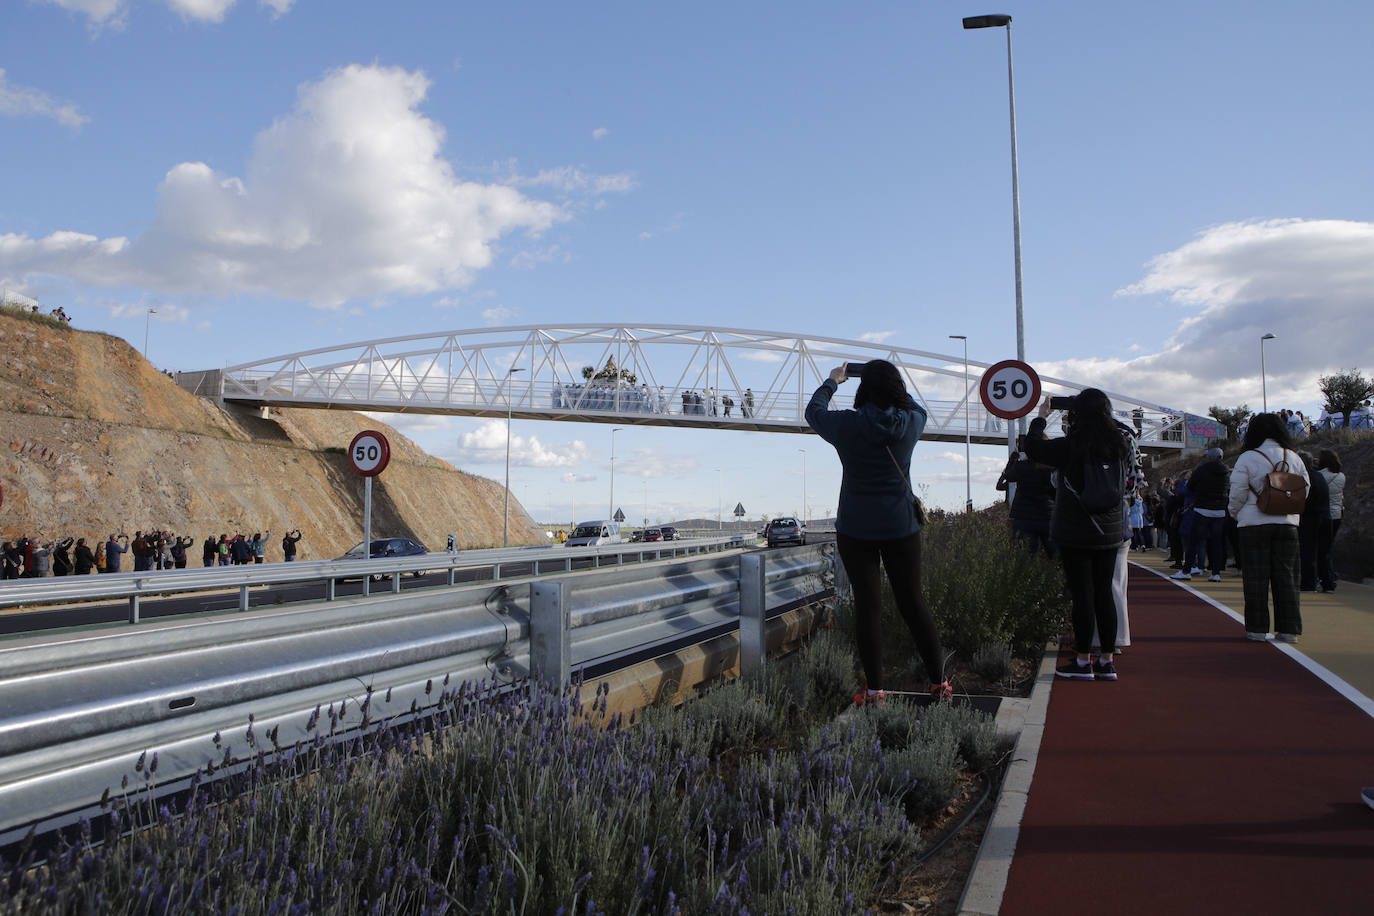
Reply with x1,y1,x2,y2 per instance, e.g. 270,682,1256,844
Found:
1024,389,1130,681
202,535,217,567
805,359,951,705
1227,413,1309,643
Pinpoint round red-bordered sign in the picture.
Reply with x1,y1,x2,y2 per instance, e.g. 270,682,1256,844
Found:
978,359,1042,420
348,430,391,477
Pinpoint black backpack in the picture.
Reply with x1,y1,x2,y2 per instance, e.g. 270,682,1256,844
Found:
1066,455,1126,515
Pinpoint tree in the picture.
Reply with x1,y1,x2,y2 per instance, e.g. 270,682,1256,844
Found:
579,356,636,386
1207,404,1251,441
1319,369,1374,426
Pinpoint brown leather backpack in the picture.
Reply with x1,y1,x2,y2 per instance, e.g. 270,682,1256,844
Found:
1248,449,1307,515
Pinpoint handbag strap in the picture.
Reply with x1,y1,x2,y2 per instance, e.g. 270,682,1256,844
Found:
885,445,916,499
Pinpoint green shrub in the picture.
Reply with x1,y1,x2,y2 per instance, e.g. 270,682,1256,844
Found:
918,507,1067,657
972,642,1013,682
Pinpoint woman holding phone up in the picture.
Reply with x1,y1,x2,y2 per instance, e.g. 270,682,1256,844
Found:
806,359,951,705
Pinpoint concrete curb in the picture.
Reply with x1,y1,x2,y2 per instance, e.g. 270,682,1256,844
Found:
955,642,1059,916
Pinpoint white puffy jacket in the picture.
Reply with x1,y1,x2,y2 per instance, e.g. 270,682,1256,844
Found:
1227,440,1310,528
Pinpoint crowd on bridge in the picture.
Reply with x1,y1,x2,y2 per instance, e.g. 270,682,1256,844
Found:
552,382,758,418
1,528,306,579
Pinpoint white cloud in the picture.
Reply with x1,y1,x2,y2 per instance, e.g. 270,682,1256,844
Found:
561,472,597,483
515,165,635,195
0,69,89,128
260,0,293,16
166,0,235,21
592,127,609,140
360,411,456,437
481,305,518,325
1043,218,1374,414
455,420,590,468
38,0,126,29
859,330,895,344
110,301,190,322
0,64,566,307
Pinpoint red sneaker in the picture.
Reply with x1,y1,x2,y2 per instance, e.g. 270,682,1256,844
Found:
853,689,886,707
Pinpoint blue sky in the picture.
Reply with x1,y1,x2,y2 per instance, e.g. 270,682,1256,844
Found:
3,0,1372,526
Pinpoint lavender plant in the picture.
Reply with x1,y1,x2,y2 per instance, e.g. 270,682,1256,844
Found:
1,633,994,915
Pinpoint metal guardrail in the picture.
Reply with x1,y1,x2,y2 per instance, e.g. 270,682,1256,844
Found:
0,542,836,847
0,536,748,624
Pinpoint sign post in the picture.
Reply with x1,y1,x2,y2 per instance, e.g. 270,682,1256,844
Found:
978,360,1041,507
978,359,1042,422
348,430,391,596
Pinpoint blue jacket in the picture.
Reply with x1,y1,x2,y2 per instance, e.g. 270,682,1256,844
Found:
805,379,927,540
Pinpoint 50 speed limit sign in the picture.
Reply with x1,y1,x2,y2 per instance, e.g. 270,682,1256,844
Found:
978,359,1042,420
348,430,391,477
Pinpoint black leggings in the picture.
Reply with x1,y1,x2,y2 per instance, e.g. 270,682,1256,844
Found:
836,531,945,689
1060,545,1118,654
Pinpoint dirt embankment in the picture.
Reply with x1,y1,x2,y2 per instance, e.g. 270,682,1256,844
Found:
0,308,543,556
1145,437,1373,581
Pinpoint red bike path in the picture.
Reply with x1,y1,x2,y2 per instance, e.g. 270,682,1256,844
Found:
999,566,1374,915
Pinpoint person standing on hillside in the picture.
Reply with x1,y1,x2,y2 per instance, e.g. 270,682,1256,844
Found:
202,535,216,567
216,534,231,566
74,538,96,575
1228,413,1309,643
51,537,74,576
30,542,53,578
130,531,149,572
1,541,21,579
995,424,1057,557
282,529,303,561
252,531,270,564
104,533,128,573
805,359,951,705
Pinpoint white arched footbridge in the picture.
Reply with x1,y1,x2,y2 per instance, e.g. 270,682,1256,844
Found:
183,325,1191,449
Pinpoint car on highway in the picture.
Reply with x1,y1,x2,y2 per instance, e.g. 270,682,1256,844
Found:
764,517,805,547
643,527,664,542
337,537,429,579
659,525,680,541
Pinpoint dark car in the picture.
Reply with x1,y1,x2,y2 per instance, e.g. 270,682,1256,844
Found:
338,537,429,578
659,525,680,541
643,527,664,542
627,530,645,543
765,517,805,547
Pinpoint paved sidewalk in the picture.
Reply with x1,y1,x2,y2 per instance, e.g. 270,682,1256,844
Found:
991,560,1374,916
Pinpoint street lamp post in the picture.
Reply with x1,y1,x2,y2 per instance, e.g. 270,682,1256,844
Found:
950,334,972,511
502,368,525,547
713,468,722,530
609,427,624,520
797,448,807,524
1260,333,1276,412
963,12,1024,456
143,307,157,360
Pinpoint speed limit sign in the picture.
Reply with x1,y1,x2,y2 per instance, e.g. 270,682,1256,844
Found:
348,430,391,477
979,360,1042,420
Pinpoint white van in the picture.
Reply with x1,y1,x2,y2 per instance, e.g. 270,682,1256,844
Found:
564,520,622,548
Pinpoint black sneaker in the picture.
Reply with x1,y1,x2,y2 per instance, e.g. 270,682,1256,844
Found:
1056,658,1094,680
1092,659,1118,681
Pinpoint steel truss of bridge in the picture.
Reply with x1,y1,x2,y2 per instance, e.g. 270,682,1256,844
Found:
183,324,1186,449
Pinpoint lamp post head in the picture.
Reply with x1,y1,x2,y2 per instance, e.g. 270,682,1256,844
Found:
1261,333,1275,341
507,367,525,375
949,334,966,341
963,14,1012,29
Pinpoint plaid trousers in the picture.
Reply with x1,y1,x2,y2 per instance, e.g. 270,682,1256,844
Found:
1238,524,1301,635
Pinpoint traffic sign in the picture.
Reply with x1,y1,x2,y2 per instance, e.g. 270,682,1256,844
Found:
348,430,391,477
978,360,1042,420
613,508,626,523
733,502,746,517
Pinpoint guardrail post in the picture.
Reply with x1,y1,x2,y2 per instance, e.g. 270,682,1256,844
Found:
326,577,336,601
530,580,570,687
239,584,250,611
391,573,401,594
128,595,140,624
831,545,850,600
739,553,766,677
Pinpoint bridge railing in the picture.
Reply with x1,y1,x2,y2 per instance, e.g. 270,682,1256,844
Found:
0,537,747,624
0,542,837,848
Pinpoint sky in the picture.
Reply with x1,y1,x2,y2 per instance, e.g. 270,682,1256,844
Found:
3,0,1373,528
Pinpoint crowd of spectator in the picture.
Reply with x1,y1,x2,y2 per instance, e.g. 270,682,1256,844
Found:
1241,403,1374,440
552,382,757,419
1,528,305,579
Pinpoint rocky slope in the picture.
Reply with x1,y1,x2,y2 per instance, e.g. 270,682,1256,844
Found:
0,308,542,557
